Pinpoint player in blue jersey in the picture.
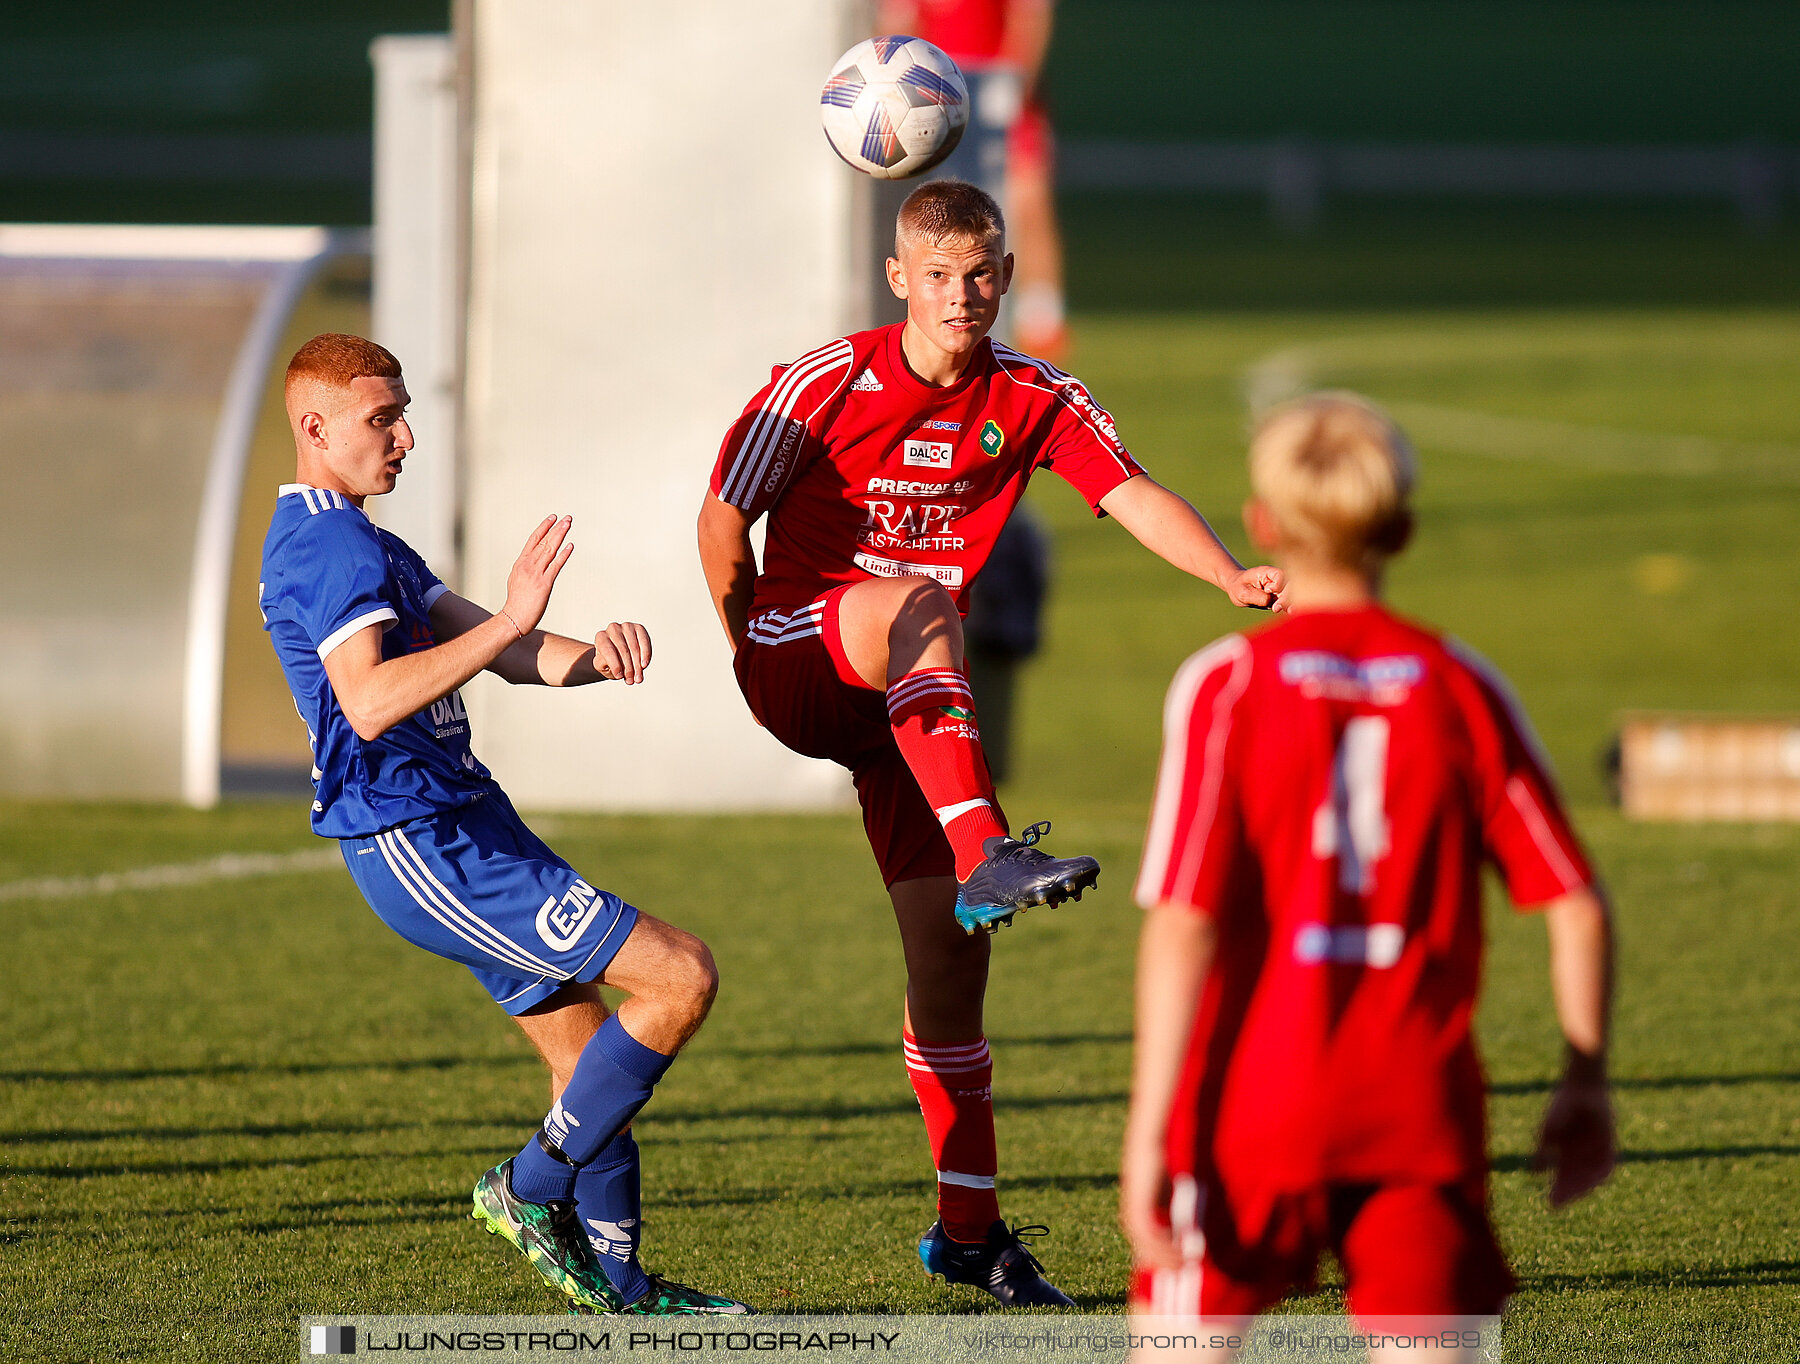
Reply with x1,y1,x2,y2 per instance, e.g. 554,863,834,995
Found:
260,333,749,1317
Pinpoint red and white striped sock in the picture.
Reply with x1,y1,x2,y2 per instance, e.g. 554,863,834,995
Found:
886,668,1007,881
904,1031,999,1241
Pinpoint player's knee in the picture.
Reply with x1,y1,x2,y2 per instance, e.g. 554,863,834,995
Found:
888,576,962,647
668,932,720,1023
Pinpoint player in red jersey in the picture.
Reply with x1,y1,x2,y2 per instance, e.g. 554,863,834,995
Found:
698,180,1282,1306
1121,395,1616,1359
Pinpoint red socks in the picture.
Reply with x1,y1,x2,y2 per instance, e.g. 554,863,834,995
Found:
904,1032,999,1240
886,668,1007,880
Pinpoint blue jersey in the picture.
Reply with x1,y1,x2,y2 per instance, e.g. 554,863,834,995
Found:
260,483,493,837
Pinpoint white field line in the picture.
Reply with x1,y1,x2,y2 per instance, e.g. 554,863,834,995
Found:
1243,344,1800,481
0,847,341,904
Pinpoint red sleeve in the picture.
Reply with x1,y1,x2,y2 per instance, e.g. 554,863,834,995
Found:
1448,640,1593,908
995,348,1145,514
709,338,855,519
1135,634,1254,913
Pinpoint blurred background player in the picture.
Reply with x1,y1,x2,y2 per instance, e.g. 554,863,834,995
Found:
698,181,1282,1307
1122,395,1615,1360
961,501,1049,784
877,0,1067,359
261,334,749,1317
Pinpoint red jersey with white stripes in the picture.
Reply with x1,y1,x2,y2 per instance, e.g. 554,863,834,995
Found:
710,324,1143,617
1134,607,1592,1191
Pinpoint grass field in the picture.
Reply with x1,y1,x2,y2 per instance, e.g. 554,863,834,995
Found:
4,288,1799,1360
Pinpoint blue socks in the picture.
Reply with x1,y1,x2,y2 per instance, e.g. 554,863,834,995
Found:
508,1012,673,1205
575,1130,650,1301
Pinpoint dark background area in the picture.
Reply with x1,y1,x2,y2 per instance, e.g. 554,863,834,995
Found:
3,2,1798,307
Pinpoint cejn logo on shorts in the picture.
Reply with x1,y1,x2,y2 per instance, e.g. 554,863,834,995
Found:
854,550,964,588
537,878,603,950
903,438,954,469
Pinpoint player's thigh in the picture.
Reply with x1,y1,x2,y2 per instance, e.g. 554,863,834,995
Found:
1335,1182,1513,1319
597,910,719,1008
836,573,964,686
342,801,637,1014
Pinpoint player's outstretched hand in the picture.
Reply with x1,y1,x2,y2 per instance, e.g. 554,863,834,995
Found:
1228,564,1287,612
1119,1144,1183,1271
1532,1077,1615,1209
594,621,652,685
503,516,575,635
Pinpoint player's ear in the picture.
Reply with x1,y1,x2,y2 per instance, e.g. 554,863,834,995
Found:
301,411,330,449
1000,251,1015,294
886,255,908,301
1243,497,1281,553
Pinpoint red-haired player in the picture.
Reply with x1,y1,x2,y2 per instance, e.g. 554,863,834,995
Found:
1123,396,1615,1359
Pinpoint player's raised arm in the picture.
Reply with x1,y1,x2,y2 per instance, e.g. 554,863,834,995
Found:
324,515,574,739
1100,474,1285,610
428,588,651,687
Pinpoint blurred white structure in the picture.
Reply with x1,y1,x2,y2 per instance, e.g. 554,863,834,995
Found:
450,0,871,809
369,34,463,578
0,224,359,805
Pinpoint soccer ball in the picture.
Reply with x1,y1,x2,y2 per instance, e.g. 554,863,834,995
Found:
820,36,968,180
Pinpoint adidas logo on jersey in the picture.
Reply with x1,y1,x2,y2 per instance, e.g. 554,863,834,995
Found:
851,368,884,392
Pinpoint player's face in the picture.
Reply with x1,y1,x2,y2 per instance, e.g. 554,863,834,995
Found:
323,376,414,499
889,234,1013,358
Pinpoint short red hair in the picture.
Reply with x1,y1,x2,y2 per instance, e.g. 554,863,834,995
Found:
285,332,401,393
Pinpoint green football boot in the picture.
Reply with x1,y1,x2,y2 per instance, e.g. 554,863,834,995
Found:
471,1159,627,1313
571,1273,754,1316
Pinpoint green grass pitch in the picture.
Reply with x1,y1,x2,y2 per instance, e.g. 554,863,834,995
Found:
4,303,1798,1362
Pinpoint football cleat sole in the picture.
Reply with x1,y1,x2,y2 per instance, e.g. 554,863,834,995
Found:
964,867,1100,936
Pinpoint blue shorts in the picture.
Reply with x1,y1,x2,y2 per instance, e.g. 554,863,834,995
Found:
340,792,640,1015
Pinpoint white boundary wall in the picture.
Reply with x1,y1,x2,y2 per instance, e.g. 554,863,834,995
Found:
462,0,870,810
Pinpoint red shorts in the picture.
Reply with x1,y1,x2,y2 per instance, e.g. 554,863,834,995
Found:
734,587,960,886
1129,1175,1514,1319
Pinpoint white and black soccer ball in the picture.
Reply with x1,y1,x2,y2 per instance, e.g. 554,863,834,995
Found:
820,35,968,180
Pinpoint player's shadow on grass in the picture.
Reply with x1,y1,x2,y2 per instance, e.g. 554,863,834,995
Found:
1488,1071,1800,1096
1491,1143,1800,1172
643,1090,1125,1126
1522,1260,1800,1291
1,1117,527,1146
4,1144,506,1180
704,1031,1131,1060
0,1054,536,1084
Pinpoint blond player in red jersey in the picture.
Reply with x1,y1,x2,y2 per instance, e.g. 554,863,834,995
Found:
698,180,1281,1305
1122,395,1616,1359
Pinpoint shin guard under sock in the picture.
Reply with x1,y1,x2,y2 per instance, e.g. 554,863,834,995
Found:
574,1130,651,1302
508,1012,673,1204
904,1031,1000,1240
885,668,1006,880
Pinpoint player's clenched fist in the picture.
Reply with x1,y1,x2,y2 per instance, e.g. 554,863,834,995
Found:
594,621,652,685
1228,564,1287,612
503,515,575,635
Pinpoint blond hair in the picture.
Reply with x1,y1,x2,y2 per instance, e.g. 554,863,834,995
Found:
894,179,1004,257
1249,392,1416,568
